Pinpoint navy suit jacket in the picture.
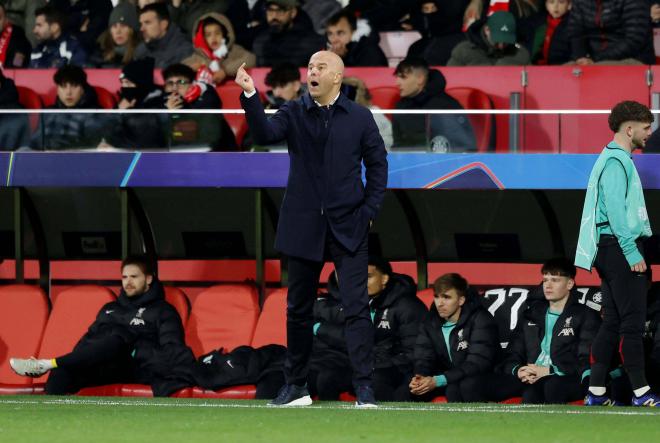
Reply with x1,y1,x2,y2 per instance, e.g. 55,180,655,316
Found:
240,91,388,261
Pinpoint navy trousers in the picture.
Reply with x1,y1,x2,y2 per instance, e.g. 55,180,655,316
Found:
284,230,373,389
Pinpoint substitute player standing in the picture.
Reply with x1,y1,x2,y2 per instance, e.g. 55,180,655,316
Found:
576,101,659,407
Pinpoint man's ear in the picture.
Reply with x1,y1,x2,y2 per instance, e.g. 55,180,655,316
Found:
567,278,575,290
458,295,466,307
382,273,390,287
146,274,153,286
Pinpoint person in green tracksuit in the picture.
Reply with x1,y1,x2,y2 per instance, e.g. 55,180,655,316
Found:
576,100,659,407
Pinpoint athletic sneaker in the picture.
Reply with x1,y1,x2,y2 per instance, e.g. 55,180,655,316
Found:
9,358,50,377
268,384,312,407
584,392,622,406
355,385,377,409
632,392,660,407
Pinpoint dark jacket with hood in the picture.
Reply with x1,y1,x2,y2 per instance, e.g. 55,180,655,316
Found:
566,0,654,64
414,296,499,384
447,18,531,66
105,59,168,149
182,12,256,78
30,85,105,150
29,33,87,68
311,273,426,373
0,74,30,150
73,279,196,396
499,290,601,377
134,24,194,69
252,8,325,67
393,69,476,152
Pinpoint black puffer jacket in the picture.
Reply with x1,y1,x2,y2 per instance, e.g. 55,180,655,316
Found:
74,279,195,396
566,0,654,63
0,75,30,150
414,298,499,384
370,274,427,371
393,69,476,151
311,273,426,372
499,290,601,377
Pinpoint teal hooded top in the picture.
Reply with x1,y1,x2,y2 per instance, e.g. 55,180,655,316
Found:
575,142,652,270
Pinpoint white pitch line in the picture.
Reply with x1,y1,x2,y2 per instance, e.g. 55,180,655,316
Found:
0,398,658,417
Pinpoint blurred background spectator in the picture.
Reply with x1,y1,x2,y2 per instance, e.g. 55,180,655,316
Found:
134,3,193,68
347,0,411,32
406,0,469,66
101,57,168,149
91,2,140,68
66,0,114,55
530,0,571,64
566,0,654,64
448,11,531,65
0,1,32,68
30,5,87,68
183,12,256,85
161,62,237,150
169,0,250,43
2,0,46,47
392,57,476,152
325,9,388,67
252,0,324,66
30,64,103,150
301,0,342,34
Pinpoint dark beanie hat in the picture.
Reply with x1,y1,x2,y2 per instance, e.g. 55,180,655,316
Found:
120,57,155,89
109,3,139,33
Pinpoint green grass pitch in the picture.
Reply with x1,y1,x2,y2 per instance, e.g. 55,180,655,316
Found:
0,396,658,443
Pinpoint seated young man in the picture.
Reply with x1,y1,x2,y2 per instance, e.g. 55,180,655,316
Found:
490,258,601,404
410,273,499,402
309,257,426,401
10,255,195,397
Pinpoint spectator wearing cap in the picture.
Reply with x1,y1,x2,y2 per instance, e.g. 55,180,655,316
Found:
182,12,256,85
91,3,140,68
29,5,87,68
168,0,247,40
447,11,531,65
325,9,388,67
0,2,32,67
134,3,193,69
566,0,654,65
252,0,325,67
101,57,168,150
30,65,104,150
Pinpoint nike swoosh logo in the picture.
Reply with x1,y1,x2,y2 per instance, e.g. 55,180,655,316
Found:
105,310,114,314
527,322,537,326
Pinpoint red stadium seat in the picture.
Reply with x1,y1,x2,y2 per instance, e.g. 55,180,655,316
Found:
417,288,434,308
369,86,400,111
446,87,494,152
164,286,191,328
251,288,287,347
216,84,248,146
93,86,118,109
16,86,44,132
227,115,248,146
190,385,256,399
34,285,116,384
16,86,43,109
184,284,259,357
0,285,49,392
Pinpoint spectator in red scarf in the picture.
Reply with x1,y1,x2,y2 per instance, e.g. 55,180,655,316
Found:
0,2,31,67
183,12,255,85
531,0,572,64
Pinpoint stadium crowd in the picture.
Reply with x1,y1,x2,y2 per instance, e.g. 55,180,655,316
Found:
0,0,660,151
